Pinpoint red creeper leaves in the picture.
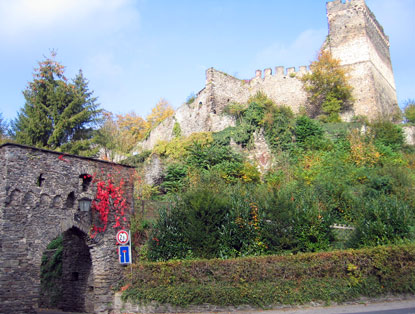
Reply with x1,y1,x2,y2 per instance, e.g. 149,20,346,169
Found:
90,172,128,238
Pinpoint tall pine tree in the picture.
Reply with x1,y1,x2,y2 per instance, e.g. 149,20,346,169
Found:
12,52,101,156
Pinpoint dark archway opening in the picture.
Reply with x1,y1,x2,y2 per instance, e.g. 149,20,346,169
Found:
40,227,94,313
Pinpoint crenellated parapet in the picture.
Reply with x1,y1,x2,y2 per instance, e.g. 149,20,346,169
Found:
251,66,309,80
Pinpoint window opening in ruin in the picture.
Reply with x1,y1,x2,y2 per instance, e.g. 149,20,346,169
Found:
72,272,79,281
79,173,92,191
65,192,75,209
37,174,45,187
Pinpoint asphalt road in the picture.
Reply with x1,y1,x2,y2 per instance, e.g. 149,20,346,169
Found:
36,298,415,314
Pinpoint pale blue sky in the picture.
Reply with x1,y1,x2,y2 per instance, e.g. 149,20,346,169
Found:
0,0,414,122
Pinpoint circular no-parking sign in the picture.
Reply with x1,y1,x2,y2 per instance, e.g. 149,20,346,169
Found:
116,230,129,245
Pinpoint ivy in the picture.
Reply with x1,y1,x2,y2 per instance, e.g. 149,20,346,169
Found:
90,171,129,238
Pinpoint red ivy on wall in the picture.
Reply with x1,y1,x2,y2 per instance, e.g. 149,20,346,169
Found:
90,172,128,238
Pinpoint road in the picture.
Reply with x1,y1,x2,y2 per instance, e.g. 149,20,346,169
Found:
36,298,415,314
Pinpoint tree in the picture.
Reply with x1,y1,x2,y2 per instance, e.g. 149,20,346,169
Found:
117,111,149,141
94,112,139,161
0,113,8,143
403,99,415,124
146,98,174,129
12,52,101,156
301,51,353,122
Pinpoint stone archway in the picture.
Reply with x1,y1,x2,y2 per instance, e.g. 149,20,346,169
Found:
60,227,94,313
40,227,95,313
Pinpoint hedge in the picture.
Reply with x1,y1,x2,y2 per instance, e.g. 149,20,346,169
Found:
122,244,415,307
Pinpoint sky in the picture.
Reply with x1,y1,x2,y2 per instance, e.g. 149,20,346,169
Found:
0,0,414,122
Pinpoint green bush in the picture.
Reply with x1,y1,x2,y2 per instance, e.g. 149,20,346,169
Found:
295,115,324,149
186,142,245,182
370,120,404,151
120,150,151,166
172,121,181,138
160,163,188,193
349,195,415,248
403,99,415,124
147,183,233,260
124,244,415,308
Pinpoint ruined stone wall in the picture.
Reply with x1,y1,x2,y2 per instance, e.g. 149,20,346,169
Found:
326,0,398,119
0,143,135,314
138,66,307,152
206,67,308,115
137,0,400,153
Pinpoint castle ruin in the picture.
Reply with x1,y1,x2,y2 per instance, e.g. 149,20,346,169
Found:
139,0,399,152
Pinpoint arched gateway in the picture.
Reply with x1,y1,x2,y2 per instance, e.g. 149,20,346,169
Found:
0,143,135,314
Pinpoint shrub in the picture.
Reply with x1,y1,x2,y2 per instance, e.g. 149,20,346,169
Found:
403,99,415,124
160,163,188,193
263,105,295,152
124,244,415,308
153,132,213,160
369,120,404,151
147,184,233,260
120,150,151,167
186,142,245,182
261,184,334,253
294,115,324,149
349,195,415,248
172,121,181,138
185,93,196,105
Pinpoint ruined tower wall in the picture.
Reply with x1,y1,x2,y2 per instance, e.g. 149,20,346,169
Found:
326,0,398,119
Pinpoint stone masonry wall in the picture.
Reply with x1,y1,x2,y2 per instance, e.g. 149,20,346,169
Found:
326,0,399,119
0,143,135,314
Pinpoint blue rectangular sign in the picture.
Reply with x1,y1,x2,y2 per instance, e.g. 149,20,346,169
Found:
119,245,131,265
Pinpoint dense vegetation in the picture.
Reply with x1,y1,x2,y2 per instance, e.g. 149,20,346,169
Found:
123,244,415,307
127,93,415,262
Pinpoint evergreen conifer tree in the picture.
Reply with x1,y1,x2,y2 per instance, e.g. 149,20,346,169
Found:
12,52,101,156
0,113,8,143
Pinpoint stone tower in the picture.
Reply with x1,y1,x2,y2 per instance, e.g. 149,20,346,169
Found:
326,0,399,120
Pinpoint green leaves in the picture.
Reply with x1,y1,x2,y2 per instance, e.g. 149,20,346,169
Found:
403,100,415,124
12,54,101,156
301,51,353,121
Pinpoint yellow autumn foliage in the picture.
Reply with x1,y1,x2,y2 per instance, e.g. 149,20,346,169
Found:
348,129,380,167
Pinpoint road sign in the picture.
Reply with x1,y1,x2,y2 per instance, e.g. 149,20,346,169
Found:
116,230,129,245
119,245,131,264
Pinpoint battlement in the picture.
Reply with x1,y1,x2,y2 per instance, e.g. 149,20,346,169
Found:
252,66,309,80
